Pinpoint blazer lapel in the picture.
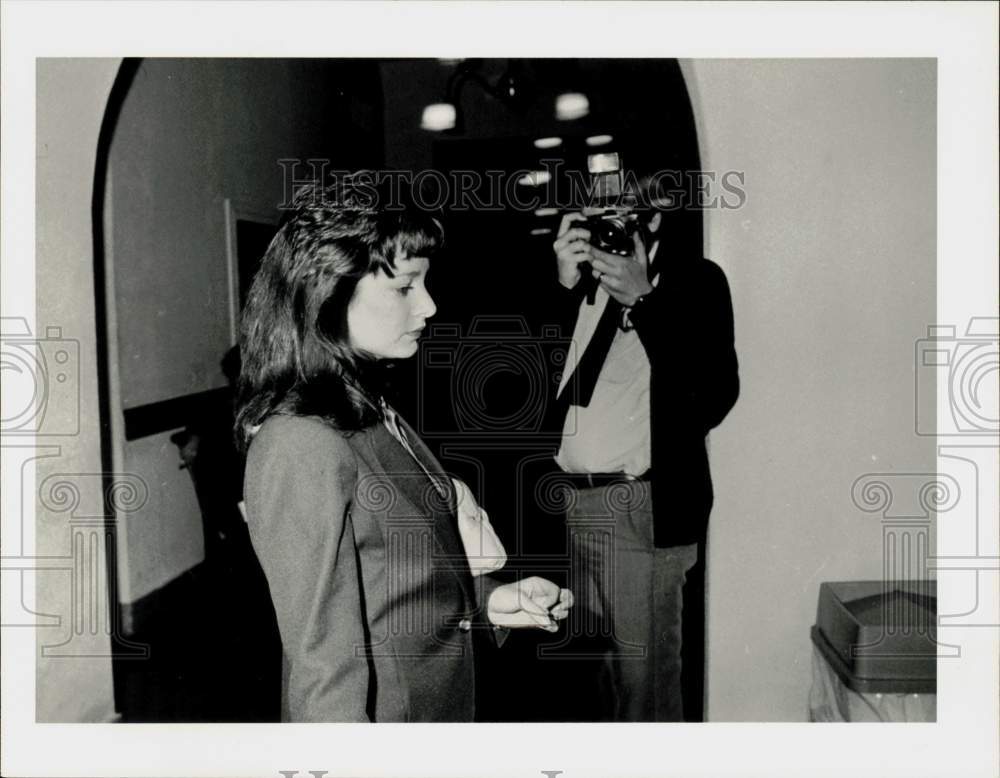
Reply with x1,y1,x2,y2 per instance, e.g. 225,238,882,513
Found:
357,424,475,605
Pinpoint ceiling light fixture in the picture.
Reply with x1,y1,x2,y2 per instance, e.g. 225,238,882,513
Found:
555,92,589,121
421,59,533,134
420,103,458,132
517,171,551,187
533,136,563,149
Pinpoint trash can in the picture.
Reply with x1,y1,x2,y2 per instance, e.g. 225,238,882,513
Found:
808,580,936,722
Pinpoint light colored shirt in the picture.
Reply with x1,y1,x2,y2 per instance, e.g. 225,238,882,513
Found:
556,242,659,476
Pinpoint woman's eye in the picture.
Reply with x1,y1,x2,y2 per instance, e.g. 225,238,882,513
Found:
398,285,414,296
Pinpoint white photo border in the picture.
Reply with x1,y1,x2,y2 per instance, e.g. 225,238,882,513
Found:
2,2,997,777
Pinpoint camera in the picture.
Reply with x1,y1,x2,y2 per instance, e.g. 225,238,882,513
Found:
583,151,644,257
914,317,998,436
585,211,641,257
1,317,80,436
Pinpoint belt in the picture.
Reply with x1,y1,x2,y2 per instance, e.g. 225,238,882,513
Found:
559,469,653,490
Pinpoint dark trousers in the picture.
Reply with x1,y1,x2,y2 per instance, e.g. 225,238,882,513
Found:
564,480,698,722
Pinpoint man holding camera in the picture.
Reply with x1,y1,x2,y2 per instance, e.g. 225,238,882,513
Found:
550,164,739,722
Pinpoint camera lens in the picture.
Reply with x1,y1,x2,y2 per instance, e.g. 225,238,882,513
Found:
592,219,633,254
597,222,623,246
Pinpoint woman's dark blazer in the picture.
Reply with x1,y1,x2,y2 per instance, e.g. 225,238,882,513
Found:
244,413,502,722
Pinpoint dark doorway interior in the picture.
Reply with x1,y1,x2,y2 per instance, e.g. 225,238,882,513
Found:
115,219,282,722
236,219,278,310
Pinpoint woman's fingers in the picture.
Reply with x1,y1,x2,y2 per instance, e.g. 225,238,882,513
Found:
488,578,570,632
523,575,562,602
490,608,555,630
493,611,543,628
549,588,574,618
518,586,556,616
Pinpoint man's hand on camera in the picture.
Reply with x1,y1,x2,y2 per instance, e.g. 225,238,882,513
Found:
589,230,654,307
552,213,592,289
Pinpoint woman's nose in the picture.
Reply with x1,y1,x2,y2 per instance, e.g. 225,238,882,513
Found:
417,286,437,320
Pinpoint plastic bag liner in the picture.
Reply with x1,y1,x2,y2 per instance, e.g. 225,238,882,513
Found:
809,645,936,722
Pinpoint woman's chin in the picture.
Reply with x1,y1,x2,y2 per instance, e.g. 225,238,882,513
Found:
394,340,420,359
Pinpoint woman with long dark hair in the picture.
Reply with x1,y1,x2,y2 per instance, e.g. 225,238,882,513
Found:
236,176,571,722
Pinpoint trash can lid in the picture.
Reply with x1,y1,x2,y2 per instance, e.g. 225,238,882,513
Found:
812,581,937,694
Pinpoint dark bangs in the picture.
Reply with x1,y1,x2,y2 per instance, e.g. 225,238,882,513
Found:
370,209,444,277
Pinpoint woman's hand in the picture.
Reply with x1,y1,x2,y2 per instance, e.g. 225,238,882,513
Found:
487,577,573,632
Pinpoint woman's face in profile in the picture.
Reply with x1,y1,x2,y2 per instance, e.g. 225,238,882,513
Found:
347,254,436,360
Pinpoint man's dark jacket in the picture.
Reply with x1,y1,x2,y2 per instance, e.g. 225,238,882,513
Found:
553,256,739,547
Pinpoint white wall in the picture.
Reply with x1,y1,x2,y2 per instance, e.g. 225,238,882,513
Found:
35,58,121,722
107,59,357,603
109,59,349,408
682,59,937,721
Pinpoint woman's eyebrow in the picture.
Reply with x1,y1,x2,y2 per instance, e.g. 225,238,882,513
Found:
393,270,420,280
